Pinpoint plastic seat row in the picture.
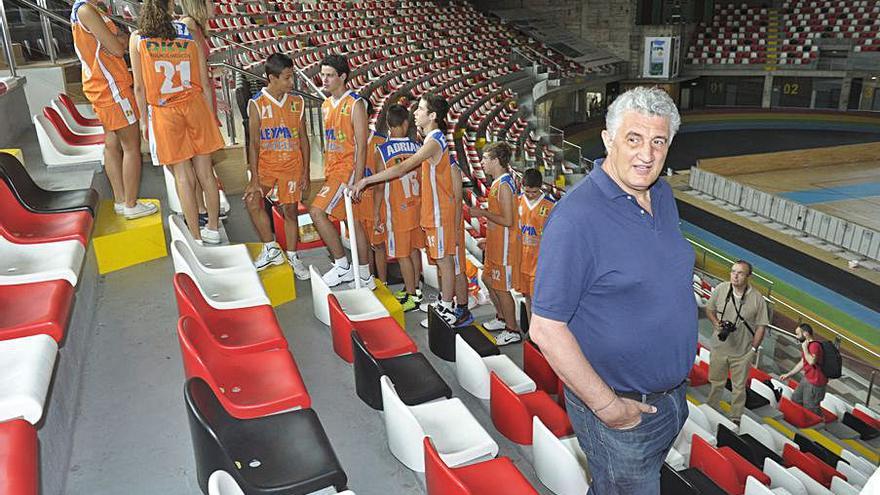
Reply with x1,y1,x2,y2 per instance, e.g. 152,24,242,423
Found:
1,155,95,343
172,228,351,493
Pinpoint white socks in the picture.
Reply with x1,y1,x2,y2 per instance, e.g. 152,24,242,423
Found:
358,264,371,279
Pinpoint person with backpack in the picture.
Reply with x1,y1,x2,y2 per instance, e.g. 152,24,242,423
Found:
780,323,829,415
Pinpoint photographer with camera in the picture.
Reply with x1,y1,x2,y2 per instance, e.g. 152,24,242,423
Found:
705,260,770,424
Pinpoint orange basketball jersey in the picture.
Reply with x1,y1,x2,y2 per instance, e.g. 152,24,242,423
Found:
137,21,204,107
71,0,134,108
518,193,555,277
359,130,387,221
485,173,519,267
379,136,421,232
420,129,456,230
250,88,305,174
321,90,364,180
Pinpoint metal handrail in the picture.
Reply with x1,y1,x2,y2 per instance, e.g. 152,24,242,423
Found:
765,323,877,406
689,237,879,363
687,238,776,289
10,0,323,97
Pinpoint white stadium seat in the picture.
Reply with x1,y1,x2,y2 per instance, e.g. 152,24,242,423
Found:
0,235,85,287
532,416,589,495
380,375,498,472
170,240,270,310
309,265,389,325
0,334,58,424
454,334,535,400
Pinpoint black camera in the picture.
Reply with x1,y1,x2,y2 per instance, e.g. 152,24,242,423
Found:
718,320,737,342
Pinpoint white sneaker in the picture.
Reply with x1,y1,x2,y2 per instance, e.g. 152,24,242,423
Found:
288,255,311,280
322,262,354,287
419,294,437,313
436,303,458,327
420,316,429,328
254,244,284,271
348,275,377,290
200,227,221,245
495,330,522,346
123,201,159,220
482,318,506,331
114,202,125,215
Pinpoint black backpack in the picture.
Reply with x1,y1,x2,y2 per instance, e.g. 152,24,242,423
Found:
818,341,842,379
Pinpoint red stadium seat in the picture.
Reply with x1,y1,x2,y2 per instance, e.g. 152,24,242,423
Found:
782,443,845,488
0,182,93,246
779,397,823,428
42,107,105,146
489,372,572,445
852,408,880,430
0,280,74,343
0,419,38,495
177,315,310,419
690,434,771,495
57,93,100,127
424,437,539,495
172,273,286,354
690,360,710,387
328,294,416,363
748,367,772,384
523,339,560,395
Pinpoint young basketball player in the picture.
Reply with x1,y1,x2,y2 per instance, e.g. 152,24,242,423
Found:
131,0,224,243
71,0,157,219
353,94,461,326
311,54,373,288
373,104,424,311
471,142,521,345
243,53,311,279
516,167,554,321
360,106,388,284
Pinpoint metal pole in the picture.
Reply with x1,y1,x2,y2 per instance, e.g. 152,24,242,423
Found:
0,0,18,77
36,0,56,63
220,71,236,145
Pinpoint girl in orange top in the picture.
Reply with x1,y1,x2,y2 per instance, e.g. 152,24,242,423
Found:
130,0,224,243
179,0,220,224
471,142,522,345
70,0,157,219
353,94,462,327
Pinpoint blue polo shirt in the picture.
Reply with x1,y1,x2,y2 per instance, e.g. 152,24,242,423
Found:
532,161,697,394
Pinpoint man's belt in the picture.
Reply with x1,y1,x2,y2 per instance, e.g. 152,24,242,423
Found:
613,380,687,404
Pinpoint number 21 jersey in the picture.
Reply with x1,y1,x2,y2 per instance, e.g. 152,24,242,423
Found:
138,21,203,107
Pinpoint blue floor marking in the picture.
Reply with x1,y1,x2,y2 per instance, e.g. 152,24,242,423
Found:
681,221,880,330
779,182,880,205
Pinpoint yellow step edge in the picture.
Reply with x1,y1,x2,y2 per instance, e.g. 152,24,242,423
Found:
802,429,843,455
763,417,796,439
842,439,880,464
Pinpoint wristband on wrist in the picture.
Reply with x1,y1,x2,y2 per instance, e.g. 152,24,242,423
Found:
592,396,617,414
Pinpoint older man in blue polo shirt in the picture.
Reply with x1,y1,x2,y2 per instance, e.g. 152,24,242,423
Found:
530,86,697,494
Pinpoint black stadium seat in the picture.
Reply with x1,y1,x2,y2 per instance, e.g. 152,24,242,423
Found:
842,411,880,441
716,424,783,469
0,152,98,216
351,331,451,411
427,306,499,362
660,463,726,495
793,433,844,469
184,378,347,495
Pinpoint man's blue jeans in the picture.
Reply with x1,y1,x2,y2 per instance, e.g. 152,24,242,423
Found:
564,384,688,495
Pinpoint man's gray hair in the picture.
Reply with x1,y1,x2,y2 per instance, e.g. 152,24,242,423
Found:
605,86,681,141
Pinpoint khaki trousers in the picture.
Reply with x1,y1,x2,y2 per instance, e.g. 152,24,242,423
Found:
707,349,755,421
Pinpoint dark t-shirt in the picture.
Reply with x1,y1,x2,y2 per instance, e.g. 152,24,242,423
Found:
532,162,698,393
